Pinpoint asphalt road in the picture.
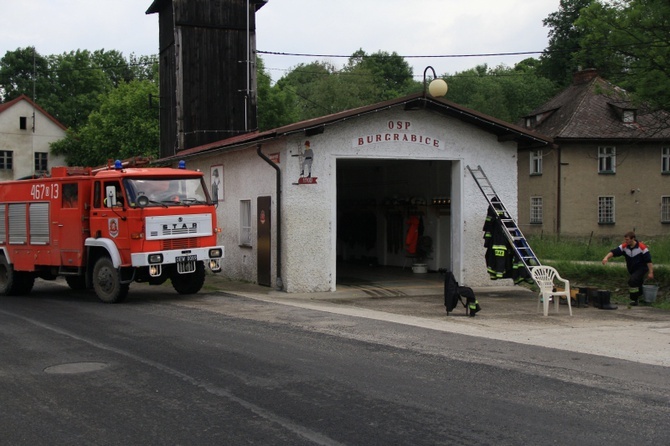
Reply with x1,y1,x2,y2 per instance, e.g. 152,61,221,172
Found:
1,280,669,445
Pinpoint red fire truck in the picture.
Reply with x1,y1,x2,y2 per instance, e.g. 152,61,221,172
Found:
0,160,224,303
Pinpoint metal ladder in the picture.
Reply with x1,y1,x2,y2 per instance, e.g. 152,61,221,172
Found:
467,165,541,273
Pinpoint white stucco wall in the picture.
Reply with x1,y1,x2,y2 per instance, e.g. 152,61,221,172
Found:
181,104,519,292
0,99,66,180
181,147,279,286
311,107,519,288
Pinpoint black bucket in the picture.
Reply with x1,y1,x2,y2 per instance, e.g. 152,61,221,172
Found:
578,287,590,305
576,293,588,308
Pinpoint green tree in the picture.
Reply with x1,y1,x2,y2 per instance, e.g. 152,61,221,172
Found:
539,0,597,87
128,54,159,82
90,49,134,87
51,79,159,166
444,63,558,123
256,57,300,130
275,61,340,119
0,47,50,102
575,0,670,111
1,48,159,131
40,50,114,130
273,50,417,123
343,49,416,100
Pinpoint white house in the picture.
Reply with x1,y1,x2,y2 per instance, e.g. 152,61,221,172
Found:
0,94,67,181
160,93,552,292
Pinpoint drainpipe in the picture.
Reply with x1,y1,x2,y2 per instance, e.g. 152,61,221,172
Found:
556,144,562,235
256,143,283,290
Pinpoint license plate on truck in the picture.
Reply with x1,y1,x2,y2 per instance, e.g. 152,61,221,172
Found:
176,255,197,273
176,255,197,263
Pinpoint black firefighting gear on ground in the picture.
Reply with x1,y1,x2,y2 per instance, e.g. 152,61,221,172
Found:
443,269,481,317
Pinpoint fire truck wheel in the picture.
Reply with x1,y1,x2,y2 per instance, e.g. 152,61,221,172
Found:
93,257,129,303
14,272,35,295
0,256,26,296
0,256,14,295
172,262,205,295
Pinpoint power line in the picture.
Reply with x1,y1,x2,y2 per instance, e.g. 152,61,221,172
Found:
257,40,669,61
257,50,543,59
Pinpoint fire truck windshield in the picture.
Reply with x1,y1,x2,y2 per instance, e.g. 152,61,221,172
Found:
124,177,210,207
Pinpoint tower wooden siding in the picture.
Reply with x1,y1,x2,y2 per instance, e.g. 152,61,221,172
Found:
156,2,177,157
148,0,264,158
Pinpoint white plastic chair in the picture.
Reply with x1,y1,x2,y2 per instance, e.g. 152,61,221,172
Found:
531,266,573,317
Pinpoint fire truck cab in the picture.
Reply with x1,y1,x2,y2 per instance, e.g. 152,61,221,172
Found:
0,160,224,303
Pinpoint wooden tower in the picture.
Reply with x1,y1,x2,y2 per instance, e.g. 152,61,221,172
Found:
147,0,267,157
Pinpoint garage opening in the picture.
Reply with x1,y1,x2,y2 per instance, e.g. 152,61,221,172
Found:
336,159,453,285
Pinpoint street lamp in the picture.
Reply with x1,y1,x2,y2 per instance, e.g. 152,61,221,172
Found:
423,66,448,98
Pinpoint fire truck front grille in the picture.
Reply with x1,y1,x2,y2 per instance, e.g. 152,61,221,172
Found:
162,238,198,251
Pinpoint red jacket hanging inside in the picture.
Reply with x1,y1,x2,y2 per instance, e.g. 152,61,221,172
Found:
405,215,420,255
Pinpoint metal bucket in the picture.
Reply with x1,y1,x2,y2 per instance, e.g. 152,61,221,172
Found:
642,285,658,303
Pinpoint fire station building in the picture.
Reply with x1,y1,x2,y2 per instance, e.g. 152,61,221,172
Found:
161,93,552,292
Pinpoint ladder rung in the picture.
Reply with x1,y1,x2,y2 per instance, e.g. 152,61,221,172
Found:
468,164,541,271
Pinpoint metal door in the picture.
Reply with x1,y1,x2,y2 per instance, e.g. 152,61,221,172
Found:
257,196,271,286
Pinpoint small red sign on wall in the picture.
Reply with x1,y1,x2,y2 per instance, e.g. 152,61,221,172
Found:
297,177,318,184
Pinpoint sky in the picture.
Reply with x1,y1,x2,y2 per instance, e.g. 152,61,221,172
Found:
1,0,561,83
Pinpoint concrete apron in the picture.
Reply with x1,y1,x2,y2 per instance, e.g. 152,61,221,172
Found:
203,272,670,368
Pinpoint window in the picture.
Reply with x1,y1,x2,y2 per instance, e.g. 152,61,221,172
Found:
0,151,13,170
530,197,543,224
62,183,78,208
240,200,252,246
622,110,636,123
103,181,124,207
598,146,616,173
93,182,102,208
662,147,670,174
20,116,27,130
124,177,207,208
598,196,615,224
34,152,48,173
524,113,545,128
662,197,670,223
530,150,543,175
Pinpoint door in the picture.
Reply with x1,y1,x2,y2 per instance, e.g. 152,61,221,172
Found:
257,196,271,287
58,182,86,267
89,180,129,256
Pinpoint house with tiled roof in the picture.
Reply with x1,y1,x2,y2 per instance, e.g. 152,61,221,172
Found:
517,69,670,239
0,94,67,181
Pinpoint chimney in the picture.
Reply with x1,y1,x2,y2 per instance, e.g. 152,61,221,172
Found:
573,68,598,85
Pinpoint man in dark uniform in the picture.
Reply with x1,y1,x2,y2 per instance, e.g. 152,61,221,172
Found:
602,231,654,306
